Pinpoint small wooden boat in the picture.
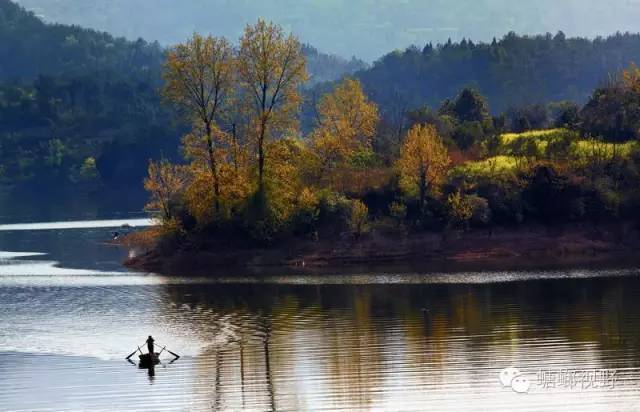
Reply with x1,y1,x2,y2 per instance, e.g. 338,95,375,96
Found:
126,338,180,369
138,352,160,367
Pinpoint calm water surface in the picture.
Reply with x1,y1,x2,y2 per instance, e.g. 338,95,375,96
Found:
1,220,640,411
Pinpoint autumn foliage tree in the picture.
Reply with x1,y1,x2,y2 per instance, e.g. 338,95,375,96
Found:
144,159,186,222
396,124,451,212
310,78,379,188
163,34,234,216
622,63,640,94
237,19,308,194
154,20,311,236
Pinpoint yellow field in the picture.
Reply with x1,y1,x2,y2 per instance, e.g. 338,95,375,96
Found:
500,128,569,145
453,129,639,178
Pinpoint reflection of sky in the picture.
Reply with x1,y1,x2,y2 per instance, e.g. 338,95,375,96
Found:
0,218,155,231
0,219,153,272
0,251,45,258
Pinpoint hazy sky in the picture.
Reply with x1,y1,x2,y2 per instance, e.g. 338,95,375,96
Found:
14,0,640,61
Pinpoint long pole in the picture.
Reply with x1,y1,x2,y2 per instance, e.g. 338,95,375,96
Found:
125,345,143,360
155,341,180,359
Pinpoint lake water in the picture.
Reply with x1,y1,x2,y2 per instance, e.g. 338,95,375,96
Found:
1,220,640,411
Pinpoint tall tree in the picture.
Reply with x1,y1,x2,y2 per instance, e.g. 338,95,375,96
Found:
237,19,308,194
396,124,450,212
310,78,379,183
163,33,234,215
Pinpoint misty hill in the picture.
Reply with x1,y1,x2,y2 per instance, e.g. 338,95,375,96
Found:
1,0,364,84
14,0,640,62
302,44,366,85
0,0,176,196
354,32,640,115
0,0,164,81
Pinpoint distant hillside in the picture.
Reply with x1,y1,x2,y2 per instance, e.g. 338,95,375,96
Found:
14,0,640,62
302,44,366,85
0,0,164,81
0,0,176,196
354,32,640,114
0,0,363,84
0,0,363,197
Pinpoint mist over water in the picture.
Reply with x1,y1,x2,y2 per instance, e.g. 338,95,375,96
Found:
1,221,640,410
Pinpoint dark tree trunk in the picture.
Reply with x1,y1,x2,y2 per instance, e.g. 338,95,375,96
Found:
205,122,220,215
419,168,427,214
258,119,266,195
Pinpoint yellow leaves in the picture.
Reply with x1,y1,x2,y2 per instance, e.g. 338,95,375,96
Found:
311,78,378,160
263,137,308,222
153,22,384,233
622,63,640,94
163,33,237,221
181,126,231,166
447,191,474,227
238,19,308,114
348,199,369,236
297,187,319,212
237,20,309,187
183,160,252,225
163,33,234,126
315,78,378,153
182,131,252,225
396,124,450,201
309,78,380,192
157,21,314,228
144,160,187,222
183,163,215,224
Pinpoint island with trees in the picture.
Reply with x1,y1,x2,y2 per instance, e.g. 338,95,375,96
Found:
122,20,640,274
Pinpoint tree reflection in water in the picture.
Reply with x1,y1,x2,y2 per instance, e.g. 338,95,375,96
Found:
157,277,640,411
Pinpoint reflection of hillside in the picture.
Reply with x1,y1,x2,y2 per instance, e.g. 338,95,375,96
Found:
158,278,640,410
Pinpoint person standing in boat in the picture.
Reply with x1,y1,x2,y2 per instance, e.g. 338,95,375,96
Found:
146,335,155,360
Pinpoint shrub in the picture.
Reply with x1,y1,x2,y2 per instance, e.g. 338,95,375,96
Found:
241,190,286,245
476,176,526,225
389,201,407,227
468,195,491,227
453,121,485,150
317,191,354,234
447,191,473,228
588,177,621,218
79,157,99,181
291,187,320,237
349,199,369,237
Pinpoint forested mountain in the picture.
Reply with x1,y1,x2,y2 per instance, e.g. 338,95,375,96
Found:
1,0,365,84
354,32,640,116
0,0,164,81
0,0,177,196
